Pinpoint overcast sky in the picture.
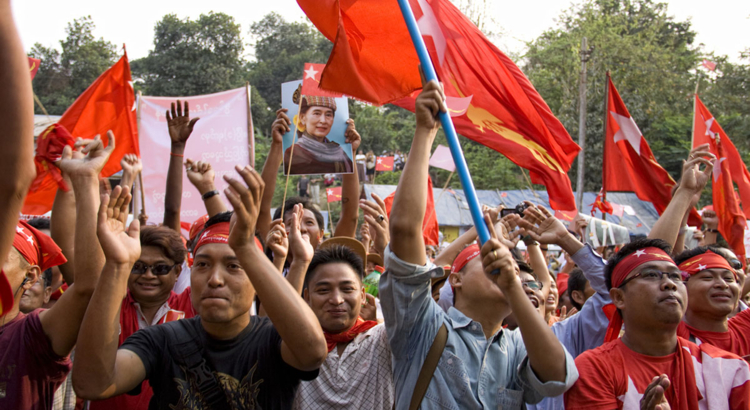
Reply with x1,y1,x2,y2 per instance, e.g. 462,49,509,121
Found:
11,0,749,62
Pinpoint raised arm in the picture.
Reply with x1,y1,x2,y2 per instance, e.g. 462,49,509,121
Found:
50,172,76,285
649,145,713,248
40,134,114,357
285,204,315,293
185,158,227,217
389,80,445,265
119,154,142,190
224,165,326,371
163,100,199,231
72,185,146,400
334,119,361,238
434,227,478,267
257,109,290,240
265,219,288,273
359,193,390,259
0,2,36,270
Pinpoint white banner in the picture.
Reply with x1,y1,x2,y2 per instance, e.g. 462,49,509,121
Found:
138,87,253,225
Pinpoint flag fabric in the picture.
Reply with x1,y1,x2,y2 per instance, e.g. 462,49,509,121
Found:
375,156,394,172
590,191,613,216
429,144,455,172
693,95,750,221
298,0,580,211
693,96,747,260
702,59,717,71
554,210,578,222
301,63,344,98
326,186,343,203
604,76,702,226
383,177,440,246
22,53,138,215
28,57,40,80
31,124,76,193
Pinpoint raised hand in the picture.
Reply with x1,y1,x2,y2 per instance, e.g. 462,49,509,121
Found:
271,108,291,145
702,209,719,230
497,215,521,249
360,221,372,253
185,158,216,194
166,100,199,145
59,132,116,179
480,214,519,289
515,204,569,245
415,79,446,131
360,293,378,322
223,165,265,251
679,143,714,196
265,219,288,261
288,204,314,264
97,185,140,266
640,375,671,410
120,154,142,175
570,213,588,238
360,193,390,256
344,119,361,152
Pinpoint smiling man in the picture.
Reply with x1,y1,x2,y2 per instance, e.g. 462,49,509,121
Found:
565,239,750,409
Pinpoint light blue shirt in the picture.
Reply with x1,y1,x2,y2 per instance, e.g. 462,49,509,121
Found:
527,244,611,410
379,246,578,410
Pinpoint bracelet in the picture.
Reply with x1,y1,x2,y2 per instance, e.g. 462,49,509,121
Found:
202,190,219,200
170,152,184,157
705,228,719,233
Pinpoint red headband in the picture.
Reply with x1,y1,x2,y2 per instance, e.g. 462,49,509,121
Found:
604,247,673,343
13,220,67,272
451,244,481,274
678,251,734,278
192,222,262,255
189,214,210,242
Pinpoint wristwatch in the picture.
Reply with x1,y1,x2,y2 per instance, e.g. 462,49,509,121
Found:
202,190,220,200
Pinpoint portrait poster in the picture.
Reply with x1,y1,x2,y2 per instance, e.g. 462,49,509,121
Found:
281,75,353,176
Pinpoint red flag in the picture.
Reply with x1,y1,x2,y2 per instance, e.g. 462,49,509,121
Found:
326,186,343,203
693,96,746,260
22,53,138,215
375,156,394,172
604,76,702,226
28,57,40,80
383,177,440,246
298,0,580,211
589,191,614,216
554,210,577,222
702,59,717,71
693,95,750,220
301,63,344,98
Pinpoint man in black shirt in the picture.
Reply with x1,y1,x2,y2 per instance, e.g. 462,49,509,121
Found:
73,167,327,409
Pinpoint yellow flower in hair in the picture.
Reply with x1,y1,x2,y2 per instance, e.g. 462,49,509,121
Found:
293,114,305,132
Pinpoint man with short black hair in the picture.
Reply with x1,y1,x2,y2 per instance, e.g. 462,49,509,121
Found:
19,269,52,314
567,268,595,311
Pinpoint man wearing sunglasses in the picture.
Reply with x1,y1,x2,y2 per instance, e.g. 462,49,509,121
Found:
674,246,750,361
89,224,194,410
565,239,750,409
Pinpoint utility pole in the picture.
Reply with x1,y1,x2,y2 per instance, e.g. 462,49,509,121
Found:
575,37,594,211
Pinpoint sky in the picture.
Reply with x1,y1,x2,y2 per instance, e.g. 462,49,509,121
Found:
11,0,749,62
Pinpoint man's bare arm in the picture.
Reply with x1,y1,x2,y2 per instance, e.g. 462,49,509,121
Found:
185,159,227,217
258,109,289,240
163,101,199,231
334,119,361,238
50,174,76,285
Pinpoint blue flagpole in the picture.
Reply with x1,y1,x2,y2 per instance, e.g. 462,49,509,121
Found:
396,0,490,245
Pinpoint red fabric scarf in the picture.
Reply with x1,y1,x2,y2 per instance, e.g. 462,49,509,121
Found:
324,317,378,352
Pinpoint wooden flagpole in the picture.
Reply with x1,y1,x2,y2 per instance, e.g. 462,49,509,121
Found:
326,199,335,236
434,171,454,205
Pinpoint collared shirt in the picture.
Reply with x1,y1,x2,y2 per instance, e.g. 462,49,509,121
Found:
529,244,611,410
379,246,578,410
293,324,393,409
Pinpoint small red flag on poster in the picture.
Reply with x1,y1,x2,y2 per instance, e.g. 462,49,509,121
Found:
301,62,344,98
326,186,343,203
375,156,394,172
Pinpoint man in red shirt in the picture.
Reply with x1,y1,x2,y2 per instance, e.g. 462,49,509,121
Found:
674,246,750,361
565,239,750,409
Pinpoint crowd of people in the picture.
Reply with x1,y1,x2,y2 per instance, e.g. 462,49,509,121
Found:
2,4,750,409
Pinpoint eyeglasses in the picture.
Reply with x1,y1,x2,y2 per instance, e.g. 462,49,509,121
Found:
131,261,177,276
727,258,742,270
619,269,685,288
522,280,543,290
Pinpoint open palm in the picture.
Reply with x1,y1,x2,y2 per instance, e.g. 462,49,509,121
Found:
166,100,199,144
97,185,141,265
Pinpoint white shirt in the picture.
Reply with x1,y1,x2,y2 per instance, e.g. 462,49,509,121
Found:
293,324,393,409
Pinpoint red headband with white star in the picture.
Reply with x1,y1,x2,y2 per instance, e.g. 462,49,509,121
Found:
13,220,67,271
610,247,674,288
678,250,734,278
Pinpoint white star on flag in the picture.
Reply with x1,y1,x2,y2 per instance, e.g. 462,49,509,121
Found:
304,66,319,80
16,226,23,233
705,118,717,139
634,249,646,257
377,158,382,164
416,0,446,65
713,157,726,182
327,189,333,195
697,264,708,271
610,111,643,155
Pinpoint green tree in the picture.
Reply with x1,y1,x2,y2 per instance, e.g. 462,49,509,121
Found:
524,0,701,191
131,12,246,97
30,16,117,115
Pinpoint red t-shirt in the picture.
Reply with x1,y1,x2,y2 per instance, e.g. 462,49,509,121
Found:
565,337,750,410
0,309,72,410
89,289,196,410
677,308,750,361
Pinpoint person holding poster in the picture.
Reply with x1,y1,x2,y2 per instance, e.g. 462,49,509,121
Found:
284,92,354,175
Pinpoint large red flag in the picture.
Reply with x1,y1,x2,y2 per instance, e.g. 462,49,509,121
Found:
298,0,580,211
693,96,747,260
693,96,750,220
603,76,702,226
23,53,138,215
383,177,440,246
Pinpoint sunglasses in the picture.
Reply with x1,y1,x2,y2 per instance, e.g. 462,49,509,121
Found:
522,280,543,290
131,261,176,276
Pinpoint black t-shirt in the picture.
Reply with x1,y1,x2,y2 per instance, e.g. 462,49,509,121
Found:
298,176,310,191
120,315,318,410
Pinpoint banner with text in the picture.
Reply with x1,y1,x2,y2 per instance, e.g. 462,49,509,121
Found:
139,87,253,224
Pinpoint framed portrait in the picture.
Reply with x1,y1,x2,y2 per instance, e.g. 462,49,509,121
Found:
281,80,353,175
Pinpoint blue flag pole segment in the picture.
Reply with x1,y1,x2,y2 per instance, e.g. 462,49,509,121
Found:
396,0,491,245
